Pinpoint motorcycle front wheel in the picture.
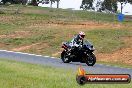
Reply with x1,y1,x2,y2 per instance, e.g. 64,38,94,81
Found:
85,53,96,66
61,51,71,63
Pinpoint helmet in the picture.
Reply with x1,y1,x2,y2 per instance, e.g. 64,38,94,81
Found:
79,31,85,39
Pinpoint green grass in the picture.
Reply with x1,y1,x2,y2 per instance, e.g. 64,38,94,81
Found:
85,29,132,53
0,23,16,30
1,5,131,22
0,16,131,54
75,10,117,22
1,5,132,24
0,59,132,88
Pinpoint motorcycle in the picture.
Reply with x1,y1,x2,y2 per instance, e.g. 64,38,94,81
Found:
61,40,96,66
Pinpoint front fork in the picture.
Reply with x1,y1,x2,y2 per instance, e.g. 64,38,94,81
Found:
82,51,90,62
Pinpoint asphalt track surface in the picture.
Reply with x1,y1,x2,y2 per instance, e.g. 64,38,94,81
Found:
0,50,132,76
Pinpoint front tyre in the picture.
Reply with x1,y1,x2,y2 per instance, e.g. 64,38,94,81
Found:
85,53,96,66
61,51,71,63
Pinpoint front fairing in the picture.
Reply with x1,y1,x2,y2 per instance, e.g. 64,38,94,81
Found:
83,40,95,51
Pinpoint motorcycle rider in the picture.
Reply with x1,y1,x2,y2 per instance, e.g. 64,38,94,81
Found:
69,31,85,54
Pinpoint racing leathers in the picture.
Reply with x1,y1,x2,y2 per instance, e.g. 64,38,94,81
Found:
70,34,83,49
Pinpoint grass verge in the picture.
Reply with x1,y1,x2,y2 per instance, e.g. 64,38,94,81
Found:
85,29,132,53
0,59,132,88
97,61,132,68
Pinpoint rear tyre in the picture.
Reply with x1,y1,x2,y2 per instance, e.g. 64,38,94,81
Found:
85,53,96,66
61,51,71,63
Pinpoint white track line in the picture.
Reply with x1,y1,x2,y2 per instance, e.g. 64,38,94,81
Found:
0,50,57,58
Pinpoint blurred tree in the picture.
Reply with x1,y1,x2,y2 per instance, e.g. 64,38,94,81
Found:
50,0,55,8
118,0,132,13
1,0,12,4
50,0,60,8
95,0,103,12
30,0,38,6
80,0,95,10
1,0,27,5
13,0,27,5
80,0,132,13
101,0,118,13
100,0,132,13
28,0,60,7
56,0,60,8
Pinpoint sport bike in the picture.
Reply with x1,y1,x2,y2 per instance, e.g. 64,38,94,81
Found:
61,40,96,66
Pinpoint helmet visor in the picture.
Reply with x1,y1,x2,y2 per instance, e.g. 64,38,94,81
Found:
81,35,85,38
